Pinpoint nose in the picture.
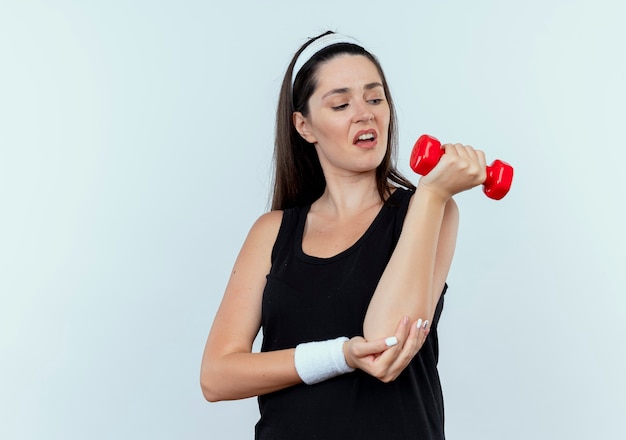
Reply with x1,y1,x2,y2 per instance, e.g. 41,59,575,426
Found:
353,101,374,123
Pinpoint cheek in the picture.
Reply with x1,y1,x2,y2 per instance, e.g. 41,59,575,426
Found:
319,119,349,141
380,116,390,137
377,105,391,126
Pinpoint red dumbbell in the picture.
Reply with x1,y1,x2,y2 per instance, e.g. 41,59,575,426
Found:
410,134,514,200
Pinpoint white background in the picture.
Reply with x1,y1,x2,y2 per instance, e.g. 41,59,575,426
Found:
1,0,625,438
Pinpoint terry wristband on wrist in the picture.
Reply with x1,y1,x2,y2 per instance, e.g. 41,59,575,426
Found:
294,336,355,385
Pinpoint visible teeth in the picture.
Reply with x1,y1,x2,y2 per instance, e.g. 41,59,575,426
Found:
357,133,374,141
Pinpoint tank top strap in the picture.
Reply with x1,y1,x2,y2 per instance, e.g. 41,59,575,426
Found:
388,187,414,240
270,206,305,266
270,187,414,266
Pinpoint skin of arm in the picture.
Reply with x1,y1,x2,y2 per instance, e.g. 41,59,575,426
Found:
362,144,486,341
201,146,485,397
201,210,402,400
200,211,303,402
363,190,458,340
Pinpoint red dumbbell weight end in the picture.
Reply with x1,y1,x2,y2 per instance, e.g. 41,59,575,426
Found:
409,134,514,200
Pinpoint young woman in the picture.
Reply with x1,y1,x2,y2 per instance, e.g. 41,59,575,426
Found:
201,31,486,439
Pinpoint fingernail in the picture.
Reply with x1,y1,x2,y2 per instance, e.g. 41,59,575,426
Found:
416,319,423,329
423,320,429,329
385,336,398,347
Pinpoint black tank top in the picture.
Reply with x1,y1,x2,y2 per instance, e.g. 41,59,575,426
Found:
256,188,446,440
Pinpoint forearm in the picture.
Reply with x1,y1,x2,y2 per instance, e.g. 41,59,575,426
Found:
201,349,300,402
363,186,453,340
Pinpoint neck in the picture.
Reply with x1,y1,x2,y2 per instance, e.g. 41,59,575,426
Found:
313,171,382,218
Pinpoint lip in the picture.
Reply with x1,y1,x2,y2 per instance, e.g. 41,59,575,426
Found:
353,129,378,146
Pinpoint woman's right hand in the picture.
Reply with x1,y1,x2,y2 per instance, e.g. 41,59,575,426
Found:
343,315,429,383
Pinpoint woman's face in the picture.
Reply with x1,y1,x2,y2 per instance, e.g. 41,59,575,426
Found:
293,54,390,178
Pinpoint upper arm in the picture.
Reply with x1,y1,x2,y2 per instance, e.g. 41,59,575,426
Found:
203,210,283,358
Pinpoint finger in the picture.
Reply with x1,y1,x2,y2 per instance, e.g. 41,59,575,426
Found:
474,151,487,183
369,314,411,353
367,316,411,364
403,318,427,357
400,317,423,355
441,143,459,158
476,149,487,174
454,144,487,182
456,143,476,162
416,319,430,348
461,145,487,170
394,315,411,345
377,323,418,376
386,318,429,373
442,143,474,169
350,333,400,359
364,315,423,376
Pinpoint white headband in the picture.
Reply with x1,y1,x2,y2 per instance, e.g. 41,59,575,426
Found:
291,33,362,86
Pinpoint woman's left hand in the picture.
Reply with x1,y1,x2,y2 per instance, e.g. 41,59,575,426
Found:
418,143,487,200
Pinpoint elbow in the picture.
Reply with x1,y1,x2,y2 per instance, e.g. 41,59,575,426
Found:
200,376,216,402
200,364,226,403
201,376,225,403
201,386,221,403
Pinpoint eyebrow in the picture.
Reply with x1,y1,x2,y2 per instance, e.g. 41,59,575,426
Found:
321,82,384,99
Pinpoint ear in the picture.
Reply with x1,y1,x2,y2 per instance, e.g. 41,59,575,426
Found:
292,112,317,144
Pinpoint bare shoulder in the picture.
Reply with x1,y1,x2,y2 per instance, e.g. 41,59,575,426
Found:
237,210,284,260
248,210,283,243
227,210,284,292
254,209,284,228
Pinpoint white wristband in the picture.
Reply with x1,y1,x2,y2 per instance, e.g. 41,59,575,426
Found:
294,336,355,385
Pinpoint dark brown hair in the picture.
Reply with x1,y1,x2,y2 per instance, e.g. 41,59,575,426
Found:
271,31,415,210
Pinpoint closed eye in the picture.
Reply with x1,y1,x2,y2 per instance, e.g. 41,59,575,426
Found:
332,103,349,111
